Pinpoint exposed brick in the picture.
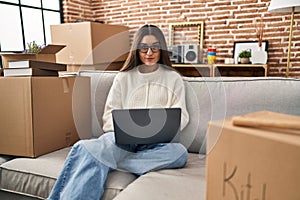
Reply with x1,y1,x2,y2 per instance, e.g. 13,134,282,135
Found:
62,0,300,77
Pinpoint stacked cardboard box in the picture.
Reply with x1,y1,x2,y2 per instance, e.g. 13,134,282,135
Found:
50,22,130,71
0,76,91,157
1,45,65,69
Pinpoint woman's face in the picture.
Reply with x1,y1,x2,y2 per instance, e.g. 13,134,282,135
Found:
138,35,161,66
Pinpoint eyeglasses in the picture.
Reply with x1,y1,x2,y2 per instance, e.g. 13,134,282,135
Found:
138,44,161,53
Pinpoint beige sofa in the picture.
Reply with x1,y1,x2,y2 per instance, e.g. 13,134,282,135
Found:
1,71,300,200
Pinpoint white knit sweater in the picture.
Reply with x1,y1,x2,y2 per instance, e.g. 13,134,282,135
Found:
102,65,189,132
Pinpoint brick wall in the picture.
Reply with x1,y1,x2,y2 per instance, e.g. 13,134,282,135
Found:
62,0,93,22
62,0,300,77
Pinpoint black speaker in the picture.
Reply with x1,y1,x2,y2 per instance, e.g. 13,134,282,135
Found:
168,46,178,63
168,45,184,63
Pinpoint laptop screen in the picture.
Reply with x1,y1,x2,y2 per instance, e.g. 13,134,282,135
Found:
112,108,181,145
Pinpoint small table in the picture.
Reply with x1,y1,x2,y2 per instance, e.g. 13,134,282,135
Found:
212,64,268,77
172,63,213,77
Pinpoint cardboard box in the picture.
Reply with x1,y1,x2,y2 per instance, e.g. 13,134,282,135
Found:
0,76,91,157
0,45,65,68
65,61,124,72
50,22,130,65
206,111,300,200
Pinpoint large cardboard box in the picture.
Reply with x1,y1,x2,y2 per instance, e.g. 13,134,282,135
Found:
206,111,300,200
0,45,65,68
50,22,130,65
0,76,91,157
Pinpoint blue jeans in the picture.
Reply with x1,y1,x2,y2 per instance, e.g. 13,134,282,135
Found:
47,132,188,200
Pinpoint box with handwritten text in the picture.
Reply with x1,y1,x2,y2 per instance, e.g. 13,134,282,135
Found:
206,111,300,200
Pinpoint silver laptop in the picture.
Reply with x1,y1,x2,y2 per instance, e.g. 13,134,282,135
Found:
112,108,181,145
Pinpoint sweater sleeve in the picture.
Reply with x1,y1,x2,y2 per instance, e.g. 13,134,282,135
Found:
102,77,122,132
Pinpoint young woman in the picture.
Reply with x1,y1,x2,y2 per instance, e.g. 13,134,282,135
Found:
48,24,189,200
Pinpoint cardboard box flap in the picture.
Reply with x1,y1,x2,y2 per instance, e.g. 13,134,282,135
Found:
0,44,64,68
0,52,36,57
0,45,65,56
39,44,66,54
207,112,300,156
232,111,300,131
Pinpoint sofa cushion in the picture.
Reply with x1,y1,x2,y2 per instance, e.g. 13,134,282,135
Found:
79,70,117,138
0,147,137,200
113,153,206,200
181,77,300,153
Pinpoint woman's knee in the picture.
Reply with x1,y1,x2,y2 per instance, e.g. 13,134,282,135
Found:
72,140,85,149
173,143,188,156
168,143,188,168
98,132,115,143
178,144,188,161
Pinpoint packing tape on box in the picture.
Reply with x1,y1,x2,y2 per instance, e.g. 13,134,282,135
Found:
62,78,70,93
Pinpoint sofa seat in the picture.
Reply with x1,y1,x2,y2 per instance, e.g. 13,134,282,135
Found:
113,153,206,200
0,147,137,200
0,146,205,200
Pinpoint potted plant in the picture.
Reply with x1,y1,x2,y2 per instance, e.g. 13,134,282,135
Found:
23,41,44,54
238,50,251,64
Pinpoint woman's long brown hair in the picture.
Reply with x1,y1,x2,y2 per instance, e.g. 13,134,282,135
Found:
120,24,172,72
